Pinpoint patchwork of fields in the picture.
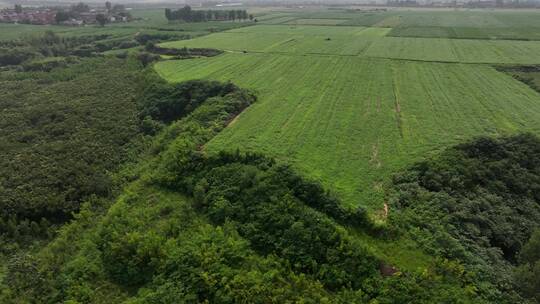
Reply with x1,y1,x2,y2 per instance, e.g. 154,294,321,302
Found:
155,9,540,210
257,9,540,40
161,24,540,64
155,51,540,208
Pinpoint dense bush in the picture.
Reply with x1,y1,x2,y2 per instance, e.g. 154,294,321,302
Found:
165,6,249,23
0,58,144,228
0,47,38,66
0,31,142,67
134,33,191,45
22,57,75,72
389,133,540,302
146,43,223,58
139,77,239,123
514,229,540,301
160,154,378,290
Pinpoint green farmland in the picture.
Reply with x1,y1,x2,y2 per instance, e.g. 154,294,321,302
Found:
257,9,540,40
156,14,540,210
155,50,540,209
161,24,540,64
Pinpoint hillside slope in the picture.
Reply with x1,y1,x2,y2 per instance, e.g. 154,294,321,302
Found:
1,77,486,303
156,53,540,210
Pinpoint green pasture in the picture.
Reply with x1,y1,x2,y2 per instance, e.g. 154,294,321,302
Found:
155,53,540,209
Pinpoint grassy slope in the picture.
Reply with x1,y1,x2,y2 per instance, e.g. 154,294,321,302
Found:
154,18,540,284
155,53,540,210
161,24,540,64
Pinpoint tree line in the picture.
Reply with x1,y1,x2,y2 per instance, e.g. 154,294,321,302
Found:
165,6,253,23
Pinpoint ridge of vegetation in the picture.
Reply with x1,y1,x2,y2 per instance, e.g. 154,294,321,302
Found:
1,73,483,303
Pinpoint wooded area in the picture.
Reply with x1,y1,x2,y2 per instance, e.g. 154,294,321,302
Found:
165,6,252,23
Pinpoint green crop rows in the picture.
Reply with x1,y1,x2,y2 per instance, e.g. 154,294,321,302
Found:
155,46,540,209
155,10,540,210
161,24,540,64
255,9,540,40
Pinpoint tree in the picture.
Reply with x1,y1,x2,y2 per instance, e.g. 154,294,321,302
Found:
72,2,90,13
137,52,159,67
181,5,192,21
55,10,70,23
105,1,112,11
514,229,540,301
42,31,60,45
96,13,107,26
112,4,125,13
14,4,23,13
164,6,244,23
206,10,213,21
249,14,253,21
520,229,540,265
235,10,242,21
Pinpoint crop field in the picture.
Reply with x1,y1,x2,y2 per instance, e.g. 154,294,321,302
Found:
161,25,389,55
387,26,540,40
285,18,348,25
161,24,540,64
155,51,540,209
255,9,540,40
366,36,540,63
156,17,540,209
4,7,540,302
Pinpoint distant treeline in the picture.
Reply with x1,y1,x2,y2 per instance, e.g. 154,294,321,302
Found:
165,6,252,23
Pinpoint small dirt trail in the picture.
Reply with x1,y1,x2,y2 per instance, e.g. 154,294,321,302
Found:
370,143,382,168
391,66,404,139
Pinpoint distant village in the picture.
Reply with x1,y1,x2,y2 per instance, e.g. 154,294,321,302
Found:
0,2,134,26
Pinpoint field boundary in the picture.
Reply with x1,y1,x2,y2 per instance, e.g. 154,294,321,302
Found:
219,48,535,66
